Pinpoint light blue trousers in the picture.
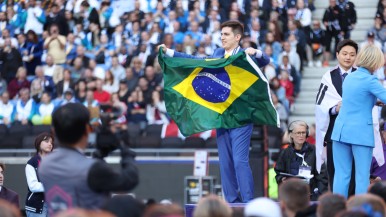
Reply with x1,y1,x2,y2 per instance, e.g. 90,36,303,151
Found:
332,140,373,198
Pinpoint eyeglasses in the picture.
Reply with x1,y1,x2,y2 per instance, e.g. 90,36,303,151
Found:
292,131,307,136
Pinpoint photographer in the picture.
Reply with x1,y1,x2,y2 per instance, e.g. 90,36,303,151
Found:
39,103,138,216
43,24,66,65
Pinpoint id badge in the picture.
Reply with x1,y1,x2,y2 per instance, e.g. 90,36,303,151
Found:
298,165,312,177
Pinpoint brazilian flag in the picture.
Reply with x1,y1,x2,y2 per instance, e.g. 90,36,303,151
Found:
158,50,279,136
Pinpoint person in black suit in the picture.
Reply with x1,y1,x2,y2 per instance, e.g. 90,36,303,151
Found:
0,163,19,208
56,69,75,98
315,39,358,196
45,3,69,36
77,1,100,29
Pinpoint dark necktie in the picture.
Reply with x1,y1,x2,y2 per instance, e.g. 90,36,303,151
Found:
342,72,348,81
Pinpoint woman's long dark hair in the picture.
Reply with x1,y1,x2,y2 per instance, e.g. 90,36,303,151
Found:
34,132,54,154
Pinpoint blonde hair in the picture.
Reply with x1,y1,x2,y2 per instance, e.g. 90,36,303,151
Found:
356,44,385,72
16,67,26,78
193,195,232,217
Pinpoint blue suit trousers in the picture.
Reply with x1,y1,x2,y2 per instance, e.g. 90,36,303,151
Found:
216,124,254,203
332,140,373,198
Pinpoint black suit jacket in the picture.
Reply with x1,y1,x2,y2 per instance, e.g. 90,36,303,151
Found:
56,80,75,98
0,186,19,208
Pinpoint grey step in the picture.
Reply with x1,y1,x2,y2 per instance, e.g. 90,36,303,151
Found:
314,0,377,9
302,67,328,78
291,103,315,115
351,30,370,42
313,8,377,20
356,19,377,31
288,116,315,126
295,97,315,103
301,79,324,91
297,91,318,100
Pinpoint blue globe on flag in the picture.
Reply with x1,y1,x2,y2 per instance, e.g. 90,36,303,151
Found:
192,67,231,103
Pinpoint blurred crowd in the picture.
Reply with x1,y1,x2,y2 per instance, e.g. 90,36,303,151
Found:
1,178,386,217
0,0,361,136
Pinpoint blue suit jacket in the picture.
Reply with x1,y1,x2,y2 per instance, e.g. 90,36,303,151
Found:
172,47,270,68
331,67,386,147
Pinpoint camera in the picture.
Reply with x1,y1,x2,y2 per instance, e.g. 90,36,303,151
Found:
92,105,122,157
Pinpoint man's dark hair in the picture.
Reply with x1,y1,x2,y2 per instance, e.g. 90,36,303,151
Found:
317,193,347,217
52,103,90,146
220,20,244,38
0,162,4,171
368,181,386,203
336,39,358,54
81,0,90,7
102,195,145,217
279,179,310,213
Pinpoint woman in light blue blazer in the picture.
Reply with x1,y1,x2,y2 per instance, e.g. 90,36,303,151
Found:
331,44,386,198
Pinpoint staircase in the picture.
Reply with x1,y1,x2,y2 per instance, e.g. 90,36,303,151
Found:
289,0,379,124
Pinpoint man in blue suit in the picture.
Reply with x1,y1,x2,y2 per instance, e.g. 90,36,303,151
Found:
158,20,270,203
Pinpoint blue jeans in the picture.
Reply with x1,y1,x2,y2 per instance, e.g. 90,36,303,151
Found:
26,203,48,217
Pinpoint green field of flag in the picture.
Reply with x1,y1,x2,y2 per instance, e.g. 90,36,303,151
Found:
158,50,279,136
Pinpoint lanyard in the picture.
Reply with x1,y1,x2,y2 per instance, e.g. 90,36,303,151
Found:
295,152,309,167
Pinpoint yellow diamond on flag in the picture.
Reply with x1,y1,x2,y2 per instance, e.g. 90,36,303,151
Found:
172,64,258,114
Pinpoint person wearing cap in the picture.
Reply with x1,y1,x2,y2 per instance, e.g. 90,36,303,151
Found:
244,197,282,217
368,14,386,46
60,88,77,106
25,132,54,217
359,31,382,50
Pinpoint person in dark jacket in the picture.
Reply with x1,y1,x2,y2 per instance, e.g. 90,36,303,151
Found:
275,120,328,201
24,30,43,77
0,163,19,208
39,103,138,216
322,0,344,66
25,132,54,217
337,0,357,39
44,3,69,36
0,38,22,83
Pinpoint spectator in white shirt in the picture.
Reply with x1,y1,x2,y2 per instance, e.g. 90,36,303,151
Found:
0,91,14,125
43,54,64,84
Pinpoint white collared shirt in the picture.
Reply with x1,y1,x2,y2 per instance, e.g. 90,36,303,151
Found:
338,66,353,76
